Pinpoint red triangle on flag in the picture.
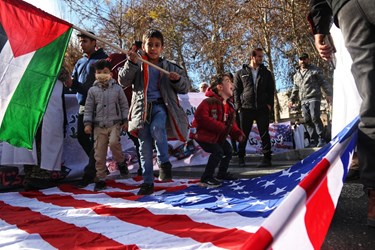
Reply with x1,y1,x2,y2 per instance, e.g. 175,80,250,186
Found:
0,0,72,57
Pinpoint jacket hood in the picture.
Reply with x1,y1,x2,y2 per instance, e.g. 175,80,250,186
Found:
205,87,224,101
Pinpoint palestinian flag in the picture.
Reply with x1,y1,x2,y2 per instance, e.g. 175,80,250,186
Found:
0,0,72,149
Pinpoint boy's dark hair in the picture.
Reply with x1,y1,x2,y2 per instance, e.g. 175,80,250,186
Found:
210,73,232,94
77,31,96,41
251,48,263,57
95,59,112,71
142,29,164,46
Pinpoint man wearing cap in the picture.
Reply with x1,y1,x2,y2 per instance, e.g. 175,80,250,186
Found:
288,53,332,147
71,31,108,186
199,82,209,93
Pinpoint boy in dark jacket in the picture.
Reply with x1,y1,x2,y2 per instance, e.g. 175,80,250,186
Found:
190,73,245,187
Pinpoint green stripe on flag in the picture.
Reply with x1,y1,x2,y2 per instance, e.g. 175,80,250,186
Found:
0,28,72,149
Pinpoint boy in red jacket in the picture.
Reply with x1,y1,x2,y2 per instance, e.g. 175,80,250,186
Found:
190,73,245,187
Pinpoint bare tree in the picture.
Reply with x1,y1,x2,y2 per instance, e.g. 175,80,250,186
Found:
61,0,332,112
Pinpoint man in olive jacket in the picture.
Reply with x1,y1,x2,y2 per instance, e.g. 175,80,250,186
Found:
288,53,332,148
234,48,275,168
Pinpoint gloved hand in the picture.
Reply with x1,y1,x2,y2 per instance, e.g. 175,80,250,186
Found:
84,125,92,135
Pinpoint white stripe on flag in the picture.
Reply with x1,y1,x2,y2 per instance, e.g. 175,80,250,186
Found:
0,193,225,250
0,219,56,250
48,182,264,232
0,41,34,125
326,150,349,207
268,186,313,249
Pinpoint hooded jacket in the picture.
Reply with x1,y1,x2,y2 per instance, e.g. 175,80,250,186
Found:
290,64,332,104
118,56,190,141
233,64,275,111
71,48,108,105
83,78,129,128
189,88,244,144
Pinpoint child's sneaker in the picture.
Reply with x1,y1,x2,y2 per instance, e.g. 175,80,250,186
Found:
200,177,222,188
117,161,129,178
94,180,106,191
137,183,154,195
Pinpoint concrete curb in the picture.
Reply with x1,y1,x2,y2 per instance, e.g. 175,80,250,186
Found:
172,148,319,179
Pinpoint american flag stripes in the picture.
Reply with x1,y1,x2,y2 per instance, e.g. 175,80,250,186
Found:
0,118,358,249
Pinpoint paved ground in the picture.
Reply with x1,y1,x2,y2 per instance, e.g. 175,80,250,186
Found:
322,181,375,249
173,148,375,249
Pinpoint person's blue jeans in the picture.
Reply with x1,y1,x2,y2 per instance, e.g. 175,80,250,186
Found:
301,100,324,142
138,103,169,184
338,0,375,189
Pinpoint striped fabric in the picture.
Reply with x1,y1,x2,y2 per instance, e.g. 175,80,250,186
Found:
0,118,358,249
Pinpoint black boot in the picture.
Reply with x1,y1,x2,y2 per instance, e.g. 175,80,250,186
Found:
24,165,56,190
158,162,172,181
117,161,129,178
257,153,272,168
137,168,143,176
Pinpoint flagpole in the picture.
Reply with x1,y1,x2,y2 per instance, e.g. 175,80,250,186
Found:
72,25,170,75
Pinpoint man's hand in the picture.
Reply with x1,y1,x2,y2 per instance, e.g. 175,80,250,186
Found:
64,77,72,88
288,101,294,109
238,135,246,143
314,34,336,61
127,51,139,64
169,72,181,81
326,96,333,104
84,125,92,135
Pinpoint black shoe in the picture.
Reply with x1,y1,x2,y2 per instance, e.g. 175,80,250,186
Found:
308,140,318,148
158,162,172,181
200,177,222,188
216,172,238,181
317,138,327,147
238,157,246,167
118,161,129,178
75,177,94,188
24,178,56,190
137,183,154,195
257,158,272,168
94,180,106,191
137,168,143,176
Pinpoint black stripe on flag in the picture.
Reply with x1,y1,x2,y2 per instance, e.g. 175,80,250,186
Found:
0,23,7,53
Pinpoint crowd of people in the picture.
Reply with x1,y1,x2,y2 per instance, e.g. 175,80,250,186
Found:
22,28,335,193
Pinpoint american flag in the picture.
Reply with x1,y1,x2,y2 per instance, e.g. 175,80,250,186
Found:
0,118,358,249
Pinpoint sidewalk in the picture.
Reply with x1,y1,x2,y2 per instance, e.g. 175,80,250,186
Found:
173,148,316,179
